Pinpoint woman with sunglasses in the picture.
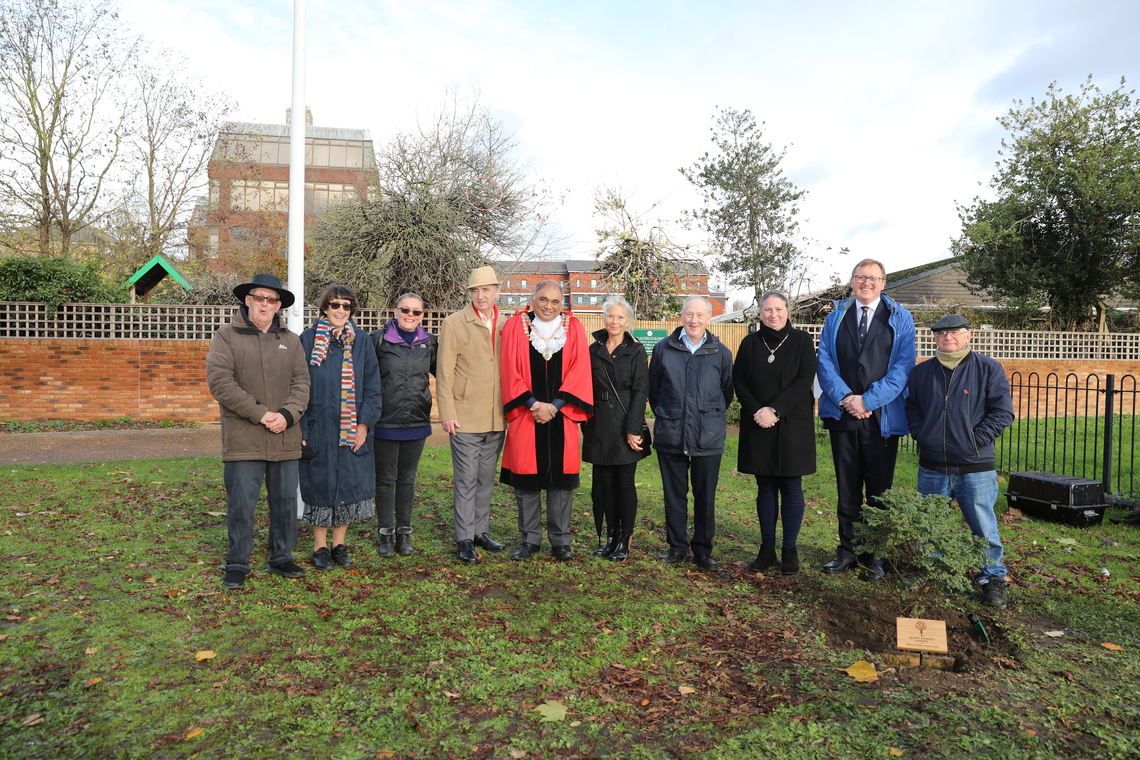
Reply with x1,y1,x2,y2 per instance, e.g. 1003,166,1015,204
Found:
299,285,382,570
370,293,437,557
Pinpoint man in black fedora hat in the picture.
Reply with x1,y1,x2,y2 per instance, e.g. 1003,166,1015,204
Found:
206,273,310,589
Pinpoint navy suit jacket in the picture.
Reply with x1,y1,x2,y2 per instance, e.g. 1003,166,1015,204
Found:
824,303,893,431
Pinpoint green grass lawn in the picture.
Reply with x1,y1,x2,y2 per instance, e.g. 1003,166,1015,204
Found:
1,437,1138,759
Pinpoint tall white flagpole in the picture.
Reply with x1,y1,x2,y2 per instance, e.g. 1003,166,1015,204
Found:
287,0,307,333
289,0,307,519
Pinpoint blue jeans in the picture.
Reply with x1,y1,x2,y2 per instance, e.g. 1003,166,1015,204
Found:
917,467,1006,582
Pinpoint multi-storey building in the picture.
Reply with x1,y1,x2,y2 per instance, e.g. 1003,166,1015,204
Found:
188,110,377,270
494,259,725,316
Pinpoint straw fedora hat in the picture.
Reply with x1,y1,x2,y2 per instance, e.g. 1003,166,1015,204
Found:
466,266,500,289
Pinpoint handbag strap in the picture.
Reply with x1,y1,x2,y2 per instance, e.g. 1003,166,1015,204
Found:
600,351,629,416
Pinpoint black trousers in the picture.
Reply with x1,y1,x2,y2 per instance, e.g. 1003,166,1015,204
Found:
828,424,899,557
592,461,639,537
657,451,721,556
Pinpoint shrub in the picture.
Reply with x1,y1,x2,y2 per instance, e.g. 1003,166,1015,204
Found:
853,487,989,603
0,255,125,310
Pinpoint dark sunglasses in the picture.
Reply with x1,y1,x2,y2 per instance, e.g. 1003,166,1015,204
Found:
327,301,353,311
248,294,280,305
398,307,424,317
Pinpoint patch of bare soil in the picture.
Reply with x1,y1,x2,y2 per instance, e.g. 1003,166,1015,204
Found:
807,581,1021,675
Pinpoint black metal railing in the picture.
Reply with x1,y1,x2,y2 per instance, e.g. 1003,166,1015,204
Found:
905,372,1138,498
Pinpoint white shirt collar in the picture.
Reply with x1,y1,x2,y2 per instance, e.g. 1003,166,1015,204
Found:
855,297,882,320
681,330,707,353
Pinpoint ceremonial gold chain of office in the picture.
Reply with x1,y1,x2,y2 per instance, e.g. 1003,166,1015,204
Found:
523,312,569,361
761,332,790,363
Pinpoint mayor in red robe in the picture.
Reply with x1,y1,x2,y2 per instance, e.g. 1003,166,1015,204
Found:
500,280,593,560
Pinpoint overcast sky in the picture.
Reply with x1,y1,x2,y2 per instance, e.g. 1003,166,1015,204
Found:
122,0,1140,301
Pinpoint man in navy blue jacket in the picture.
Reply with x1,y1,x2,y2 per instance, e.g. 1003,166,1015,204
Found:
817,259,916,580
906,314,1014,607
648,296,734,571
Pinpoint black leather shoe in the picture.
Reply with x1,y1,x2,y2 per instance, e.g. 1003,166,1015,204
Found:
474,533,505,552
267,561,306,579
822,555,858,574
551,545,573,561
457,539,479,564
659,549,688,565
510,542,541,561
693,554,720,571
861,561,886,583
312,546,334,570
376,534,395,558
748,545,778,573
223,570,245,589
330,544,352,567
395,534,413,556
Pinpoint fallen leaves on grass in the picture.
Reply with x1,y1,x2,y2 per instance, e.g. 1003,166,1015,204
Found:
195,650,216,661
83,677,102,687
839,660,879,683
1044,630,1065,638
534,700,567,722
185,727,203,740
677,685,696,694
1101,642,1124,651
22,713,44,727
889,749,903,757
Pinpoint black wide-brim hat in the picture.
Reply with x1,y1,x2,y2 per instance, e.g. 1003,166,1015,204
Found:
233,273,295,308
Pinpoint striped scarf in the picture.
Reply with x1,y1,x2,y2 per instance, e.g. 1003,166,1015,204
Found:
309,317,357,446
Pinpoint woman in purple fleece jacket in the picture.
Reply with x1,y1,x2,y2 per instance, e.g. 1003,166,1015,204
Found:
370,293,438,557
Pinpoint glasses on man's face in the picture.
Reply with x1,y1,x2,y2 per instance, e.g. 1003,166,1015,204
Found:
327,301,353,312
934,328,968,337
249,294,280,305
398,307,424,317
852,275,884,284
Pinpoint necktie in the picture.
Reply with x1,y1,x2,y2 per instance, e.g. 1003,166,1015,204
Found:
858,306,869,349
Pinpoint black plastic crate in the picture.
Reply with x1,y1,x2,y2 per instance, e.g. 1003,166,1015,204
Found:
1006,471,1107,526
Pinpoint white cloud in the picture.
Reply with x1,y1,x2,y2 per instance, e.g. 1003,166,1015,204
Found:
120,0,1140,301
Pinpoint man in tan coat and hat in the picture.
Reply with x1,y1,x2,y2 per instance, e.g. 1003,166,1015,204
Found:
436,266,509,563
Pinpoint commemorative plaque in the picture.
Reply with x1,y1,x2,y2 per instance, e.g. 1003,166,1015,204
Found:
896,617,949,654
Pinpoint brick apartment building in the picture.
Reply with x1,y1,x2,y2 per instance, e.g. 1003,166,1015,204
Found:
494,259,726,316
188,110,377,266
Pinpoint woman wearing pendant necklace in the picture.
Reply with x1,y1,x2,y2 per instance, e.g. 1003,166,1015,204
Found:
733,290,817,575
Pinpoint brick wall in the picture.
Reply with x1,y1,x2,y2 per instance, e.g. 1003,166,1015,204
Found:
999,359,1139,380
0,339,217,422
1,339,1137,423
